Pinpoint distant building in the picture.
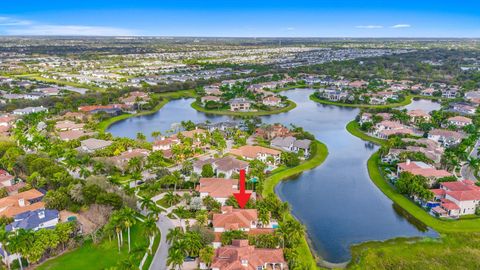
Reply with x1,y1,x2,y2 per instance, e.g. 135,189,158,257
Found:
12,106,47,115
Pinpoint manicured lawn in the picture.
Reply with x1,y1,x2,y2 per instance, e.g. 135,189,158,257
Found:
97,89,195,132
37,222,158,270
262,140,329,269
190,100,297,116
345,121,387,146
310,94,413,108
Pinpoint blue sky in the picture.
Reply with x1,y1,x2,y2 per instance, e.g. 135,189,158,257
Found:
0,1,479,37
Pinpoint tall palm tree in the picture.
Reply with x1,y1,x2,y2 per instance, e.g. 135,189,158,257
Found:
7,229,32,270
143,217,157,254
121,207,137,253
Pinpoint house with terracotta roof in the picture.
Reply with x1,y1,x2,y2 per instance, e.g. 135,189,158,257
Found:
397,160,452,185
58,130,95,141
197,178,252,205
447,116,472,127
78,104,126,115
55,120,85,131
109,148,150,170
213,206,259,233
211,239,287,270
407,109,431,123
255,125,291,140
430,180,480,217
0,170,24,195
119,91,150,107
0,189,45,218
373,120,416,139
230,145,281,165
262,96,282,107
229,98,252,112
428,129,466,147
201,95,221,104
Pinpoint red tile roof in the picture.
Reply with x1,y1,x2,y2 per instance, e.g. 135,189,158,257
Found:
212,240,287,270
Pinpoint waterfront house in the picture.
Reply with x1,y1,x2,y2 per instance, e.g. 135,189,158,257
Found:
196,178,250,205
201,95,221,104
407,109,431,123
229,98,252,112
230,145,281,165
397,160,452,185
262,96,282,106
430,180,480,218
211,239,287,270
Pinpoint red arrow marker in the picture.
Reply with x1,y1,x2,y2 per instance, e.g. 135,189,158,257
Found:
233,169,251,209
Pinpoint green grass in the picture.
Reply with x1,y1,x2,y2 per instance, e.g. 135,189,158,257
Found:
142,231,161,270
97,89,195,132
38,222,157,270
271,84,308,93
190,100,297,116
310,94,413,108
346,121,387,146
348,233,480,270
262,140,329,269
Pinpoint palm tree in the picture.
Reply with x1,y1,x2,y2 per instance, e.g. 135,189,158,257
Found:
143,217,157,254
167,248,185,270
199,246,214,269
166,227,184,244
7,229,32,270
164,191,178,207
151,131,162,141
139,196,154,212
183,231,203,257
0,228,11,270
121,207,137,253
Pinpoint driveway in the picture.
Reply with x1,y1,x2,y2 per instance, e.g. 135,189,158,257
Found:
149,215,175,270
460,140,480,180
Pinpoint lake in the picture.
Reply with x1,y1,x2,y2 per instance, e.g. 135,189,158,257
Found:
107,89,439,263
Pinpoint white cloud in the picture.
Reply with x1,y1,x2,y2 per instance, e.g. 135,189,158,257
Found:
0,17,31,26
391,24,411,28
355,25,384,29
0,16,135,36
6,25,135,36
286,27,295,31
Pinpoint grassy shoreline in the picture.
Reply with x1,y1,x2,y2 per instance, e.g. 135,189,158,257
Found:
190,99,297,116
97,89,196,132
263,140,329,269
310,94,413,108
346,120,480,233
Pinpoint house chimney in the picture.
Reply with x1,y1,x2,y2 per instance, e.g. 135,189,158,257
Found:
406,159,411,165
128,148,132,153
18,198,25,207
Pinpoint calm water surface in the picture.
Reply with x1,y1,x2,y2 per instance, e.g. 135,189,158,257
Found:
108,89,438,263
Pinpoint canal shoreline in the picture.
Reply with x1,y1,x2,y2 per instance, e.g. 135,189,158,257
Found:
310,94,413,108
190,99,297,116
97,89,196,132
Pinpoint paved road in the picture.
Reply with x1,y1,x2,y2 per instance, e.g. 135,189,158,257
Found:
149,215,175,270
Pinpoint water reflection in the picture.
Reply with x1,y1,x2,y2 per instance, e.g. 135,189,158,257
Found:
108,89,439,263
